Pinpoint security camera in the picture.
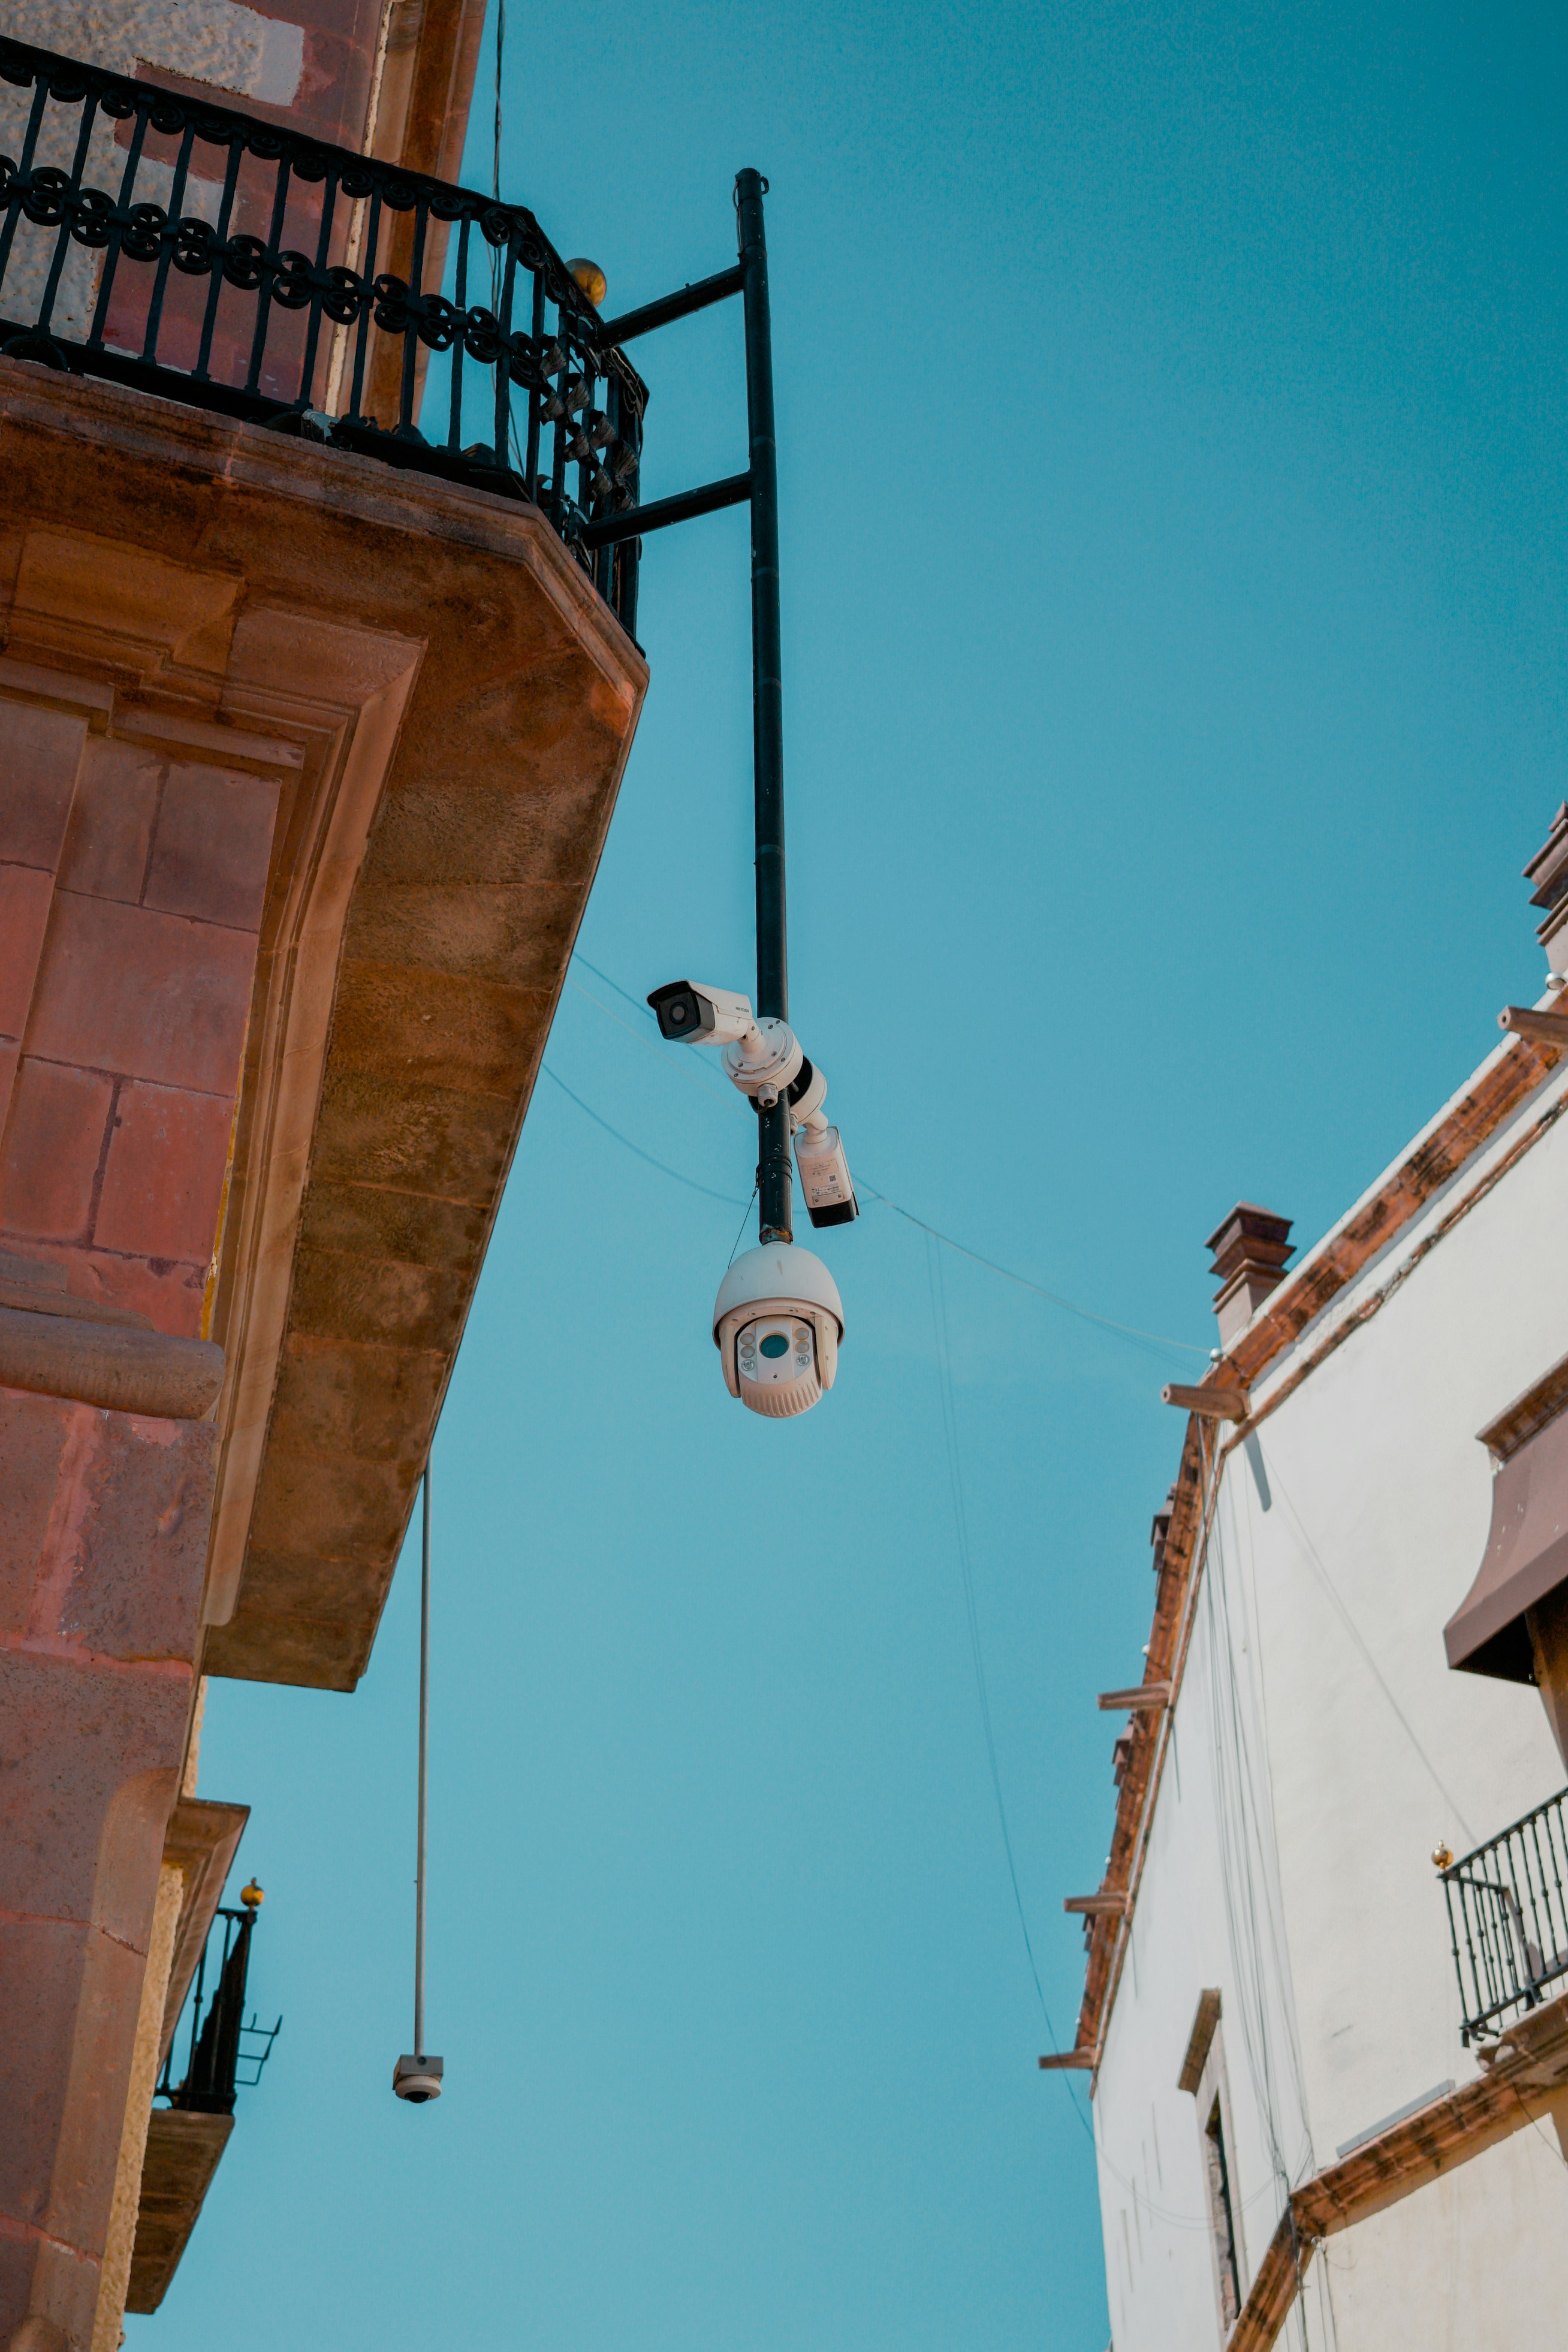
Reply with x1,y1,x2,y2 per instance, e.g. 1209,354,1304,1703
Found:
393,2053,444,2103
780,1058,858,1226
713,1243,844,1418
794,1115,857,1226
647,979,806,1109
647,979,756,1046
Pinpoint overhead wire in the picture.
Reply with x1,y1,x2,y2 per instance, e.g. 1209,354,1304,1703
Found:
1255,1437,1478,1848
539,1065,749,1204
1203,1463,1318,2347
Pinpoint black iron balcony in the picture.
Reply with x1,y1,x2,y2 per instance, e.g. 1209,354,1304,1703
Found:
0,35,646,630
157,1901,280,2115
1440,1786,1568,2044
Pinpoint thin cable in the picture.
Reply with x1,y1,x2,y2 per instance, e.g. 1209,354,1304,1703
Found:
727,1186,758,1267
540,1064,749,1205
872,1189,1205,1363
925,1234,1076,2073
1257,1439,1477,1846
567,975,734,1105
415,1466,430,2058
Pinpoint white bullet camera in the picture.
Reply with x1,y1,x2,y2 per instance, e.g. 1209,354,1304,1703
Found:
649,979,858,1222
647,979,758,1048
393,2053,444,2103
646,978,804,1109
714,1244,844,1418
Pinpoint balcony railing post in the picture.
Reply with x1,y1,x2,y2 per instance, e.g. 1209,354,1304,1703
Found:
0,36,647,626
1442,1786,1568,2042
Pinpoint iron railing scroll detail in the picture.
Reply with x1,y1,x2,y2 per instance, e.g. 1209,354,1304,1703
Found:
0,35,646,631
156,1905,281,2116
1441,1786,1568,2044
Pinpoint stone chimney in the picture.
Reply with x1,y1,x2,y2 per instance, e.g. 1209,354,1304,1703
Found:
1524,803,1568,979
1204,1204,1294,1347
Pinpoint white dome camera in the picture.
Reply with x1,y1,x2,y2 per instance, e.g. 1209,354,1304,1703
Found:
393,2052,444,2103
713,1244,844,1419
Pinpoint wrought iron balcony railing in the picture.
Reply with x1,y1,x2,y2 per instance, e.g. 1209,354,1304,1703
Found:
157,1902,281,2116
0,35,646,631
1441,1786,1568,2044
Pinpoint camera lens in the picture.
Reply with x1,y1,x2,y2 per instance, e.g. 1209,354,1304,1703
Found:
670,999,690,1026
759,1333,789,1358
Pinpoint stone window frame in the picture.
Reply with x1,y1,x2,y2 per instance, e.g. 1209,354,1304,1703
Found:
1178,1989,1246,2339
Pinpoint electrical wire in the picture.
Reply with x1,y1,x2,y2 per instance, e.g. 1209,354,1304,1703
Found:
1255,1437,1478,1847
539,1065,749,1205
923,1231,1086,2118
867,1189,1204,1364
726,1186,759,1267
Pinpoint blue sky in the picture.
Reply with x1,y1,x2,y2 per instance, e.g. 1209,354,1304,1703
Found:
137,4,1568,2347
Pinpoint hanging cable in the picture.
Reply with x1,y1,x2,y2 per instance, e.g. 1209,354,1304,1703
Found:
924,1235,1081,2079
540,1064,750,1205
1256,1437,1477,1846
415,1466,430,2056
392,1469,444,2101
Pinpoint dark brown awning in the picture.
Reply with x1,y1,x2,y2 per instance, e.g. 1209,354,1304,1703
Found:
1446,1408,1568,1682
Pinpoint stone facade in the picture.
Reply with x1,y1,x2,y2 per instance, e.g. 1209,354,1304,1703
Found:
0,2,637,2337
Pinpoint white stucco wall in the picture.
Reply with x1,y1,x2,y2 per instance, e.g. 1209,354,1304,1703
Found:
1094,1040,1568,2351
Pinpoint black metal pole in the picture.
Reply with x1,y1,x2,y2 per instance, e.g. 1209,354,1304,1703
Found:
736,167,791,1245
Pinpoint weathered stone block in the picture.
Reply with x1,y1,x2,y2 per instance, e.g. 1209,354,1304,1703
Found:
0,863,54,1035
56,738,164,904
0,702,85,867
0,1651,188,1923
94,1079,234,1266
26,894,255,1097
0,1386,71,1634
142,765,278,932
0,1062,113,1242
65,1416,217,1662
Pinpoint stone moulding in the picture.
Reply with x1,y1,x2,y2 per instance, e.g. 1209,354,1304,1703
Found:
1226,1992,1568,2351
0,1304,224,1419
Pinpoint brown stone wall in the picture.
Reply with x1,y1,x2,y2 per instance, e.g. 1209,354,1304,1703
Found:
0,707,278,1337
0,1386,214,2351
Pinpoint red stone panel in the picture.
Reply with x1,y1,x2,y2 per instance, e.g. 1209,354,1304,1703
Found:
0,704,86,869
0,1060,113,1242
56,738,164,904
143,765,279,931
0,1388,71,1636
94,1079,234,1267
25,894,256,1097
0,1648,188,1936
0,1918,82,2225
64,1416,217,1662
0,863,54,1037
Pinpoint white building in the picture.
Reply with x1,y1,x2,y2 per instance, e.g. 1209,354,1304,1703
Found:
1053,806,1568,2351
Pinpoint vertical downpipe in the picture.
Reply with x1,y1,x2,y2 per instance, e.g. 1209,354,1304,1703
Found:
735,167,791,1245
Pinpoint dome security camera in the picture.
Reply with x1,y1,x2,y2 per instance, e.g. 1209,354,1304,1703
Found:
714,1244,844,1418
393,2053,444,2103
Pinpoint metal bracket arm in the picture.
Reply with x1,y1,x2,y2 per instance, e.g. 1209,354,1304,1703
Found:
596,264,746,348
578,470,751,549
